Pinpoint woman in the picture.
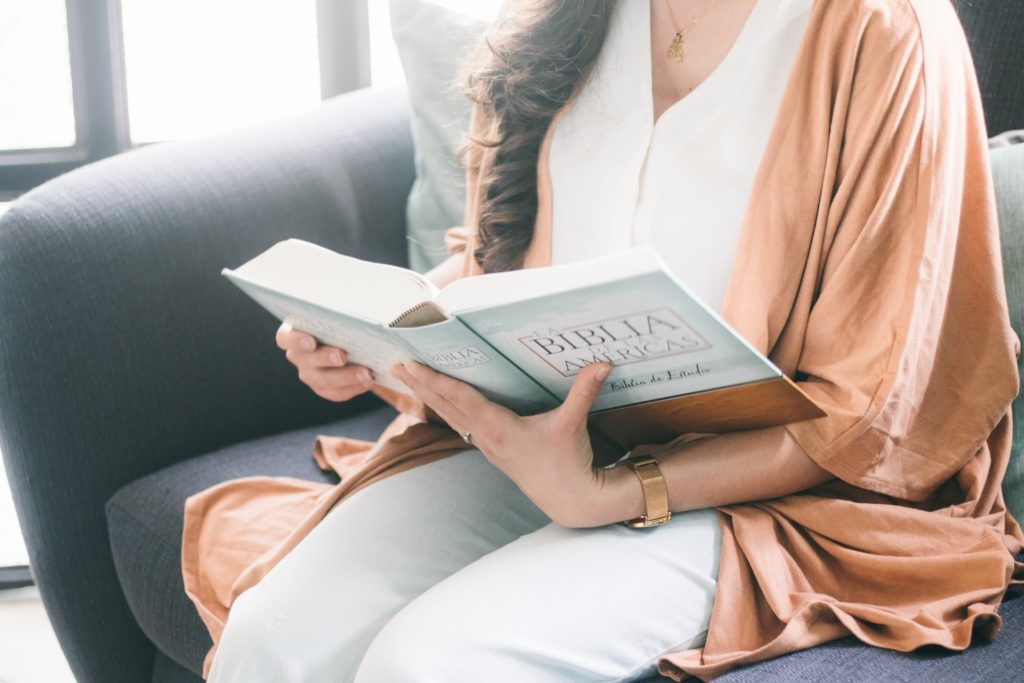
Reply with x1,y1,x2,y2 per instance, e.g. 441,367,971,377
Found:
188,0,1023,680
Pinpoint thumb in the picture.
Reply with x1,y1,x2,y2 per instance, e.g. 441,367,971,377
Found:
558,362,612,424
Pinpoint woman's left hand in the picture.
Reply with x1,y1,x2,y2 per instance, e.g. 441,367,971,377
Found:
389,361,617,527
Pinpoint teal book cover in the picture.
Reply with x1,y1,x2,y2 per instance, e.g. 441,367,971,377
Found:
454,270,779,413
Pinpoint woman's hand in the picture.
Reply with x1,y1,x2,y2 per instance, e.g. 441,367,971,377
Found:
389,360,631,527
276,323,375,402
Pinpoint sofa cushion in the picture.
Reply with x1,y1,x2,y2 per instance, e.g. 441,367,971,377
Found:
389,0,490,272
993,141,1024,524
715,588,1024,682
152,650,204,683
150,591,1024,683
105,403,398,676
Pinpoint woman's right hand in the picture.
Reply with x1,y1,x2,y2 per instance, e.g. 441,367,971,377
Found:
275,323,375,402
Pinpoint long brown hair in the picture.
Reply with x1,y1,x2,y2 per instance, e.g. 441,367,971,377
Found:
459,0,615,272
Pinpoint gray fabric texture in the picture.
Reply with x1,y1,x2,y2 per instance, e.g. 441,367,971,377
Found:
951,0,1024,136
145,595,1024,683
713,589,1024,682
152,650,204,683
0,87,414,683
107,406,398,676
994,142,1024,523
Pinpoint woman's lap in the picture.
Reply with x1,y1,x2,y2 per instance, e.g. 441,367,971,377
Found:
207,449,547,682
207,449,721,682
355,504,721,682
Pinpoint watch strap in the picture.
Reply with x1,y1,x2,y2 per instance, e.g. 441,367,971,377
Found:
622,455,671,528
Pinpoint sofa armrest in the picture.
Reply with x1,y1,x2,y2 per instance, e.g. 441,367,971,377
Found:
0,86,414,683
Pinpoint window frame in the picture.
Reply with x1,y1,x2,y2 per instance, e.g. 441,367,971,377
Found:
0,0,127,200
0,0,369,201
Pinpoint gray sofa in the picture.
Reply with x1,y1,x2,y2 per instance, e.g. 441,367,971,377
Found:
1,3,1022,682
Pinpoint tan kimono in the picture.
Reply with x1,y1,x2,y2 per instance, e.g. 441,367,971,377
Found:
182,0,1024,679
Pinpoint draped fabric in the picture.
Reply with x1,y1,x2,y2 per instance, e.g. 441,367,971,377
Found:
183,1,1023,679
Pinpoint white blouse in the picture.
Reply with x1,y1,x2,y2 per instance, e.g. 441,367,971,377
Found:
548,0,813,313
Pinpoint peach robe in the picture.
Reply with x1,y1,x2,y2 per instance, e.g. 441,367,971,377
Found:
182,0,1024,679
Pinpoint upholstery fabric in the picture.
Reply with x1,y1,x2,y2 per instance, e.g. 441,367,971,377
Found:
951,0,1024,135
146,579,1023,683
994,141,1024,523
107,406,398,675
147,591,1024,683
152,651,205,683
714,589,1024,682
389,0,487,272
0,87,414,683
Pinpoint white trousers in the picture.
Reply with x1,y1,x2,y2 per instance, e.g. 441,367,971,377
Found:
207,449,721,683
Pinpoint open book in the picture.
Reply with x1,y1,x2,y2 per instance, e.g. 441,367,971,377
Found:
223,240,826,449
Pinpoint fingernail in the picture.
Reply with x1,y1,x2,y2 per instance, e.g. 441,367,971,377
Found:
594,365,611,382
329,351,343,365
359,368,373,385
300,337,315,351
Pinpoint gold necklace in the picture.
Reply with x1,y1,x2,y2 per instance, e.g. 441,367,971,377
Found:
666,0,720,63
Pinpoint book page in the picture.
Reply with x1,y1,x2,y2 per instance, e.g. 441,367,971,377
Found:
456,269,780,413
434,247,662,315
224,239,439,325
225,276,419,395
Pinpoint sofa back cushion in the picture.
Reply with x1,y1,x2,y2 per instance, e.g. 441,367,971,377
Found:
993,140,1024,523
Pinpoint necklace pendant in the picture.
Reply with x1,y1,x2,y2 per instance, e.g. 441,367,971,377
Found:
667,31,685,62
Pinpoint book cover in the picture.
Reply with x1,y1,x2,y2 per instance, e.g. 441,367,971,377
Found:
222,240,826,443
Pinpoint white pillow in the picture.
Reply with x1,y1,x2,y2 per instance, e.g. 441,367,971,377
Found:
389,0,491,272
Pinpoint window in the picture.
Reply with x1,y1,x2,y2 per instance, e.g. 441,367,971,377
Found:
0,0,76,151
0,199,28,571
367,0,404,88
0,463,28,569
0,0,374,200
120,0,322,143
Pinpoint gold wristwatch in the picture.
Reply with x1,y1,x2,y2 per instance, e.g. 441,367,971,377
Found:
621,455,672,528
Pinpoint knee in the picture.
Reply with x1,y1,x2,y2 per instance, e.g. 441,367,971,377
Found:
353,603,471,682
208,587,314,683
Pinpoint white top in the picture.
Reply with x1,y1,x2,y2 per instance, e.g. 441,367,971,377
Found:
548,0,813,313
